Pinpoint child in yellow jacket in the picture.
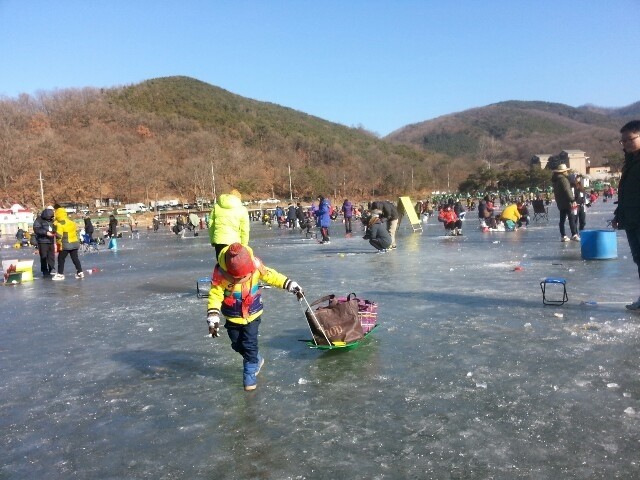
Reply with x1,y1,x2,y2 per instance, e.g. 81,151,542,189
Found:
207,243,302,391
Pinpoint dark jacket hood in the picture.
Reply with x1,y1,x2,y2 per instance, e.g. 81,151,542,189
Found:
41,208,54,221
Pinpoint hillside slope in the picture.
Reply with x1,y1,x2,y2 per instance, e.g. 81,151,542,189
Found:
386,101,636,167
0,76,440,207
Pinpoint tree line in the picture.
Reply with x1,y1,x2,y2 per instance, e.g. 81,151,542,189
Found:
3,77,607,208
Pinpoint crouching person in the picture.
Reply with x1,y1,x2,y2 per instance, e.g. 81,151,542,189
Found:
363,209,392,252
206,243,302,391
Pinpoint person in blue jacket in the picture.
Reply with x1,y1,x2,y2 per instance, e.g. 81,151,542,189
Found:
315,195,332,244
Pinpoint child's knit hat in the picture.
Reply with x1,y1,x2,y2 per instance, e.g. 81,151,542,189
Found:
224,243,254,278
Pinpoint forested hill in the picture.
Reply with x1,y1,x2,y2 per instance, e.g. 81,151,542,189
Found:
386,100,640,167
1,75,638,208
0,76,441,207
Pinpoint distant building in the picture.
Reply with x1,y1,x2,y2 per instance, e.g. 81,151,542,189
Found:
587,165,620,182
0,204,34,236
530,150,588,175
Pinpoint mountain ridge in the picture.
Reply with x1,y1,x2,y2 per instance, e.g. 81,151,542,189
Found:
0,75,636,206
386,100,638,167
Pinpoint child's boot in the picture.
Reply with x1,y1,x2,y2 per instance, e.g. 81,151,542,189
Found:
243,355,265,391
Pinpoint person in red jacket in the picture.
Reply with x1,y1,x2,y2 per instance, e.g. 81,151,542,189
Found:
438,204,463,236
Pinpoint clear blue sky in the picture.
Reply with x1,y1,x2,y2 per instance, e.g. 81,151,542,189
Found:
1,1,637,136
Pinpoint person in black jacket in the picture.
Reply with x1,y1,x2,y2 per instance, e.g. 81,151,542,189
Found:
613,120,640,310
572,175,587,231
286,203,297,229
83,216,95,240
370,200,399,249
295,203,305,229
107,215,118,238
33,206,56,277
551,164,579,242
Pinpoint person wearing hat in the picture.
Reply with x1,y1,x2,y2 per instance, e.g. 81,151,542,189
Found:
551,163,579,242
208,189,250,258
363,209,392,252
206,243,302,391
32,205,57,277
613,120,640,310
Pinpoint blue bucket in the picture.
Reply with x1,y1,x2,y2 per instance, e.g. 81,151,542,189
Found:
580,230,617,260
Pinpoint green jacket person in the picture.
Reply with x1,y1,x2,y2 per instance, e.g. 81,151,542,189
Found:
208,189,250,258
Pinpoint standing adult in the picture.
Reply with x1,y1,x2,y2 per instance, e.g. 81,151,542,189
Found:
286,203,297,229
551,164,579,242
127,214,137,235
342,199,354,236
315,195,332,244
208,189,250,258
52,207,84,280
295,203,306,231
107,214,118,238
370,200,399,249
613,120,640,310
83,215,95,241
477,197,492,227
33,206,56,277
572,174,587,231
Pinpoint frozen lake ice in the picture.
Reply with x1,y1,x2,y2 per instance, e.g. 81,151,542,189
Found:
1,199,640,479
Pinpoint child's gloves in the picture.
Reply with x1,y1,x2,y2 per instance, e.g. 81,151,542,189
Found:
286,280,303,298
207,314,221,338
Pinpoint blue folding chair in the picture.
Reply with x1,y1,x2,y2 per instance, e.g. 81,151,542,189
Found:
540,277,568,306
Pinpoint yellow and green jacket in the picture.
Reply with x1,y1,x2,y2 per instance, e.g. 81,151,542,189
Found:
208,194,250,247
500,204,521,223
207,245,292,324
54,208,80,250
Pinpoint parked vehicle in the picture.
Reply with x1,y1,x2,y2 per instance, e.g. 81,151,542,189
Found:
125,203,147,213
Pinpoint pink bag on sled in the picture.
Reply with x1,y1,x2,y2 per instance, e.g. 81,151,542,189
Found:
337,293,378,334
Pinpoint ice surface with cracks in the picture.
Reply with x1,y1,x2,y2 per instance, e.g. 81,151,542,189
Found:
1,200,639,479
